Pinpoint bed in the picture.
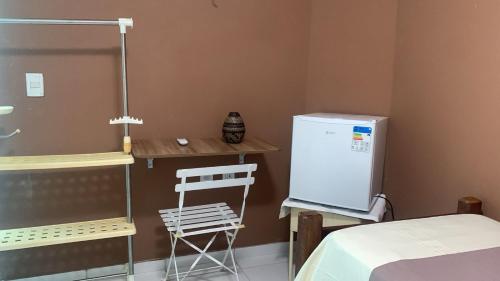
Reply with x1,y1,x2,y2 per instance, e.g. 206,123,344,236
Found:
295,199,500,281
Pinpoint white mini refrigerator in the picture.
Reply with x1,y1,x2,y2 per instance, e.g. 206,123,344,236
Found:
289,113,388,211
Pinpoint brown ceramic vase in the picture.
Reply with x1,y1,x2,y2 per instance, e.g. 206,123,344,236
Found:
222,112,246,144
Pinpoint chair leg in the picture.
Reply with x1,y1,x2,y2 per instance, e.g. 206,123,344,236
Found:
224,230,240,281
180,233,219,281
221,228,240,267
165,233,180,281
180,237,236,274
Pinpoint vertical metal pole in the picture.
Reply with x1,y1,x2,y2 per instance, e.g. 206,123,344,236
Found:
120,30,134,278
126,165,133,278
120,32,130,137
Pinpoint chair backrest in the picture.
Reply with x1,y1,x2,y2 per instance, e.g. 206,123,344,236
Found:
175,164,257,192
173,163,257,231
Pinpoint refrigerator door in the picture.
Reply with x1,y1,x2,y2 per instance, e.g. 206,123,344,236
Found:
289,118,375,210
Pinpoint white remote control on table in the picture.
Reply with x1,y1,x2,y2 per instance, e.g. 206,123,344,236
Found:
176,138,189,146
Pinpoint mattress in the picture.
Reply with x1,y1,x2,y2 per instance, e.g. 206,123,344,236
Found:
295,214,500,281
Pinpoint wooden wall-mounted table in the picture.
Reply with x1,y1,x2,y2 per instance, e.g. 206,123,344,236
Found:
132,137,279,168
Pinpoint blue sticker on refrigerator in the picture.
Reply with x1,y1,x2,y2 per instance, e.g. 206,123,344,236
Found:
352,126,372,153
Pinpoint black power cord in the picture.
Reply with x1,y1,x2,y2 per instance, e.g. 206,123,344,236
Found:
375,195,395,221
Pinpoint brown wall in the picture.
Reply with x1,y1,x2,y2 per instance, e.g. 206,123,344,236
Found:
0,1,311,278
305,0,398,116
305,0,500,222
385,0,500,220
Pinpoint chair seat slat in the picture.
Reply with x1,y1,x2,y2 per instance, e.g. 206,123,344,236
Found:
180,224,245,238
161,206,233,219
167,218,241,232
164,213,238,227
162,208,235,222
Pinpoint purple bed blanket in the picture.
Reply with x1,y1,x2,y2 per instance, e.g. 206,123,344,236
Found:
369,247,500,281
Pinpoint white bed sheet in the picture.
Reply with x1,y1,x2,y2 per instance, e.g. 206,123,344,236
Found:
295,214,500,281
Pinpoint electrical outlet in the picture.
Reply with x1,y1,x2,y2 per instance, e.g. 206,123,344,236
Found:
223,173,235,180
200,175,213,182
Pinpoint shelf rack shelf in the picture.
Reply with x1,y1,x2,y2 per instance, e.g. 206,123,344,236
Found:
0,217,136,252
0,152,134,171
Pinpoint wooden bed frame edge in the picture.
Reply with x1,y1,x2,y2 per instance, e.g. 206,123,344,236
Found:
295,196,483,272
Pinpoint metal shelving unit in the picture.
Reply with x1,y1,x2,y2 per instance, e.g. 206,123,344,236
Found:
0,17,139,281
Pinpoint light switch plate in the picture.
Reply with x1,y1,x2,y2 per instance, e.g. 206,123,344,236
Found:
26,73,44,97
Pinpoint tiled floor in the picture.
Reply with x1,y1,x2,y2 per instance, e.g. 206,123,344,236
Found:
108,260,288,281
14,243,290,281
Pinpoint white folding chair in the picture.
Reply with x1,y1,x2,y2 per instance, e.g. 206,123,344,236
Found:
159,163,258,281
